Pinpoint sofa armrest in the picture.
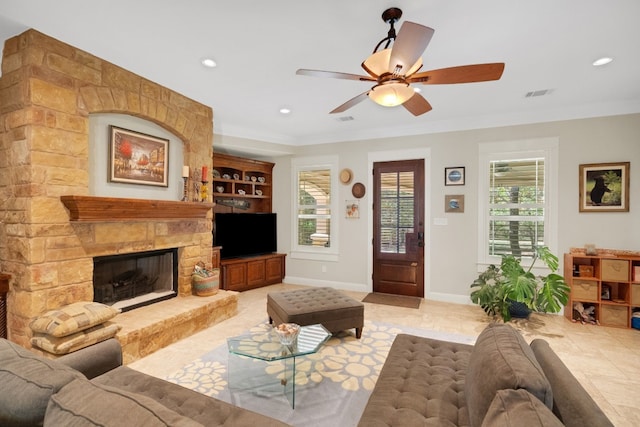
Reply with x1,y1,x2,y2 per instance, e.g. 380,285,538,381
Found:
57,338,123,379
530,339,613,427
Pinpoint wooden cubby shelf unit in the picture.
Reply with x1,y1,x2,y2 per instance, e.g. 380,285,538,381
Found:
564,251,640,329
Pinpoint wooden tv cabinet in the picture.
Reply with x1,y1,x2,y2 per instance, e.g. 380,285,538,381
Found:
220,253,286,292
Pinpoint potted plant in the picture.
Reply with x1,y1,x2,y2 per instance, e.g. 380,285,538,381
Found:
470,246,570,322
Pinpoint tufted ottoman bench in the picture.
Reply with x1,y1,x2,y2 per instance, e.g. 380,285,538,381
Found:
267,287,364,338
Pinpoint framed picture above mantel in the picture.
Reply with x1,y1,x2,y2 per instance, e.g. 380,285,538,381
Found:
109,126,169,187
579,162,630,212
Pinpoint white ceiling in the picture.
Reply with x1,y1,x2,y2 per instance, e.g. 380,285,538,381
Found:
1,0,639,147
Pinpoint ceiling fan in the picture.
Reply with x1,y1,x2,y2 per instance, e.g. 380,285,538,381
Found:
296,7,505,116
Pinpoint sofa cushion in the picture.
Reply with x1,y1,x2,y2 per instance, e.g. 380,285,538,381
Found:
0,338,84,427
44,378,204,426
465,323,553,427
357,334,474,426
481,389,563,427
93,365,292,426
30,301,120,337
31,321,121,355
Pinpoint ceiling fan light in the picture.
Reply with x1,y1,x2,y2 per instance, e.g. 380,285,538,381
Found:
362,49,391,77
369,82,415,107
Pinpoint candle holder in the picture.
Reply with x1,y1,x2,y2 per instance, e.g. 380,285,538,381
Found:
200,180,209,202
182,177,189,201
193,182,200,202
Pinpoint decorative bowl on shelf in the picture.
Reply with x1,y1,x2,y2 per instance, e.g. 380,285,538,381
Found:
237,189,246,195
212,169,220,178
255,189,263,196
258,176,265,183
222,173,231,179
233,173,240,180
274,323,300,346
251,176,257,182
216,186,224,193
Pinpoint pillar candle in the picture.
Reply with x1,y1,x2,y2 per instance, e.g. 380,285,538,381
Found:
202,166,208,180
182,166,189,178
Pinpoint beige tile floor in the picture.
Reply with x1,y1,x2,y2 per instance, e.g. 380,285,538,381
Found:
129,283,640,426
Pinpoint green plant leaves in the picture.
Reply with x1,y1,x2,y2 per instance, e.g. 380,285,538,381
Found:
470,246,569,322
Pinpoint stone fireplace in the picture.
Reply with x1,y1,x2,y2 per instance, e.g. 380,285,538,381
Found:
0,29,234,355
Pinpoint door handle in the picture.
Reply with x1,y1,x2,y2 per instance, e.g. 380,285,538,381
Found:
417,232,424,247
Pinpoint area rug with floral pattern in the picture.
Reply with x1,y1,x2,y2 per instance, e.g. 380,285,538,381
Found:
164,320,474,427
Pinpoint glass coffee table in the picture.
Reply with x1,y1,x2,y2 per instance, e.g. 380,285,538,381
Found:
227,323,331,408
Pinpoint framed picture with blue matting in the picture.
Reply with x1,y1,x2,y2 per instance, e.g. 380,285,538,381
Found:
445,166,465,186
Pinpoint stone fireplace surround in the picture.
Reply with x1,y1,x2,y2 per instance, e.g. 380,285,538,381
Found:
0,29,237,360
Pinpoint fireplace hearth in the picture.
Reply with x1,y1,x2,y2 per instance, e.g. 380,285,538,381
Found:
93,248,178,312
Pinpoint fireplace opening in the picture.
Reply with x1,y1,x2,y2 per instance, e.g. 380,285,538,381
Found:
93,248,178,312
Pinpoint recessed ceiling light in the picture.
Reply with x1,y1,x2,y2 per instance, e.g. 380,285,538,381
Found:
279,108,291,115
201,58,217,68
592,57,613,67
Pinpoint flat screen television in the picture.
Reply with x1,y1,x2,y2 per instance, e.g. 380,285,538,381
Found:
214,213,277,259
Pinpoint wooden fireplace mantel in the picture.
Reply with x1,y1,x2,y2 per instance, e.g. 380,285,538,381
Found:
61,195,214,221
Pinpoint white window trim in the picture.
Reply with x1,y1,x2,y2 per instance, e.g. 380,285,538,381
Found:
290,155,339,262
477,138,559,270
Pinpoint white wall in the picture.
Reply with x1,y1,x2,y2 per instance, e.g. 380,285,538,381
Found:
229,113,640,303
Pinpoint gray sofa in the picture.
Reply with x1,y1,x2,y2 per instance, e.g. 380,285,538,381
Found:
358,323,613,427
1,323,613,427
0,337,289,427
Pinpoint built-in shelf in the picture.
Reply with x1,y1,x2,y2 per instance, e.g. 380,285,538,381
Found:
213,152,274,213
61,195,214,221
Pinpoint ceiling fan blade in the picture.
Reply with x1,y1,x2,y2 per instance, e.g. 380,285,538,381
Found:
408,63,505,84
330,91,370,114
402,92,432,116
388,21,434,75
296,69,376,82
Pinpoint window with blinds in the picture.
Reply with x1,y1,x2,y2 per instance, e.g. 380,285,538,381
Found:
297,169,331,247
489,158,545,258
379,171,414,254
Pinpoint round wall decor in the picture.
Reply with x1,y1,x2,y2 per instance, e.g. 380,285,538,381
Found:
352,182,366,198
339,168,353,184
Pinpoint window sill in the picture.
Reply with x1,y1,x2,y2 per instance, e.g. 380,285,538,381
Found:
290,250,339,262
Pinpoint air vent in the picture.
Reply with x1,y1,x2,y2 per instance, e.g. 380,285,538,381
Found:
336,116,354,122
525,89,554,98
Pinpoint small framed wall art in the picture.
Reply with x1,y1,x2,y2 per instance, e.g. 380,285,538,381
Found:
445,195,465,213
445,167,465,186
345,200,360,218
109,126,169,187
578,162,630,212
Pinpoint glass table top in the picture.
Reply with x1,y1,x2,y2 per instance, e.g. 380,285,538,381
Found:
227,323,331,361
